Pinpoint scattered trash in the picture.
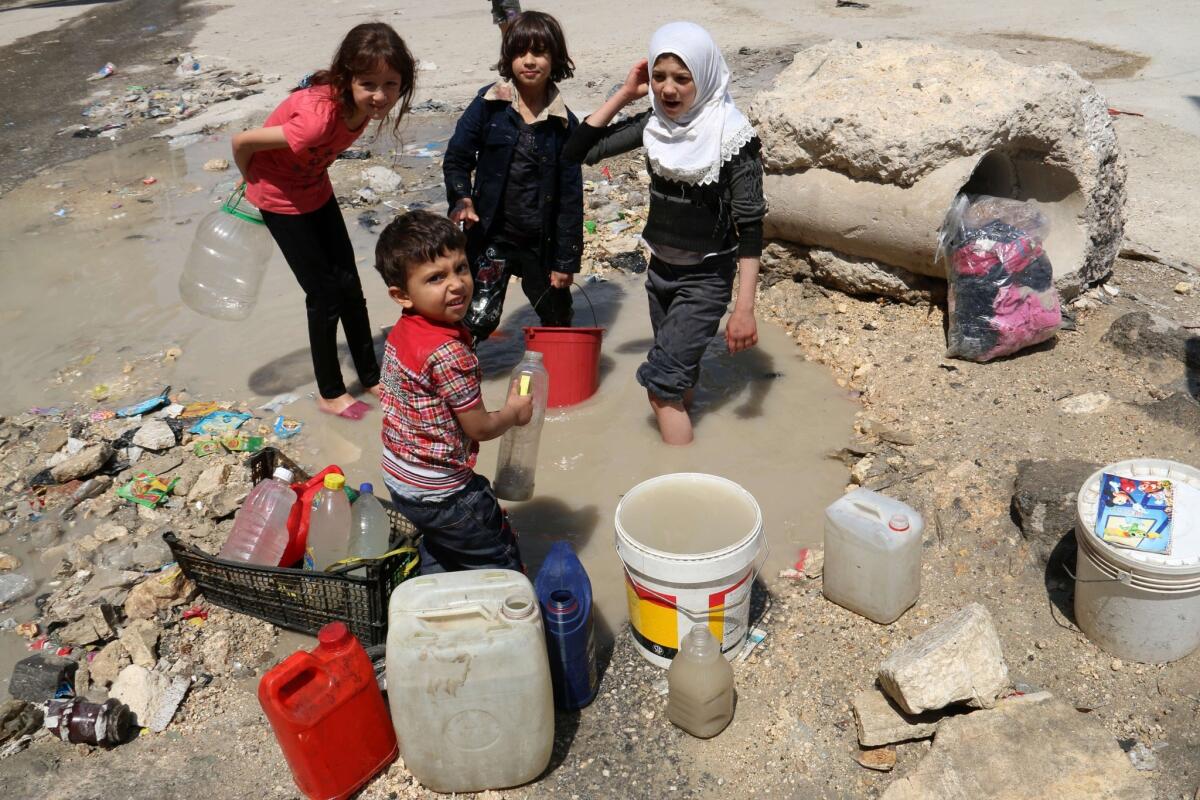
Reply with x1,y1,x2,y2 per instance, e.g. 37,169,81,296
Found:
584,220,597,235
115,471,177,508
9,654,76,702
220,432,264,453
181,401,221,418
1125,740,1166,771
1107,108,1145,117
362,165,403,194
88,62,116,81
401,142,442,158
273,415,303,439
735,626,768,662
189,410,251,435
45,698,134,746
142,177,157,186
192,438,223,458
258,393,299,413
116,387,171,418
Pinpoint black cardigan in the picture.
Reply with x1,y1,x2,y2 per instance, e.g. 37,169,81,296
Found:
562,110,766,259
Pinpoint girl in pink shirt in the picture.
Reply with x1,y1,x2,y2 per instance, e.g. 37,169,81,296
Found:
232,23,416,419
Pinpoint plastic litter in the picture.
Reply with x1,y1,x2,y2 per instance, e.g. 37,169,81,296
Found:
189,410,251,435
45,698,133,746
89,62,116,81
273,415,303,439
116,387,170,418
115,471,177,508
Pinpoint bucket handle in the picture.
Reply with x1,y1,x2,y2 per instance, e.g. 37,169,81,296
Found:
531,281,599,328
221,183,265,226
1062,562,1133,586
621,545,769,619
415,604,494,624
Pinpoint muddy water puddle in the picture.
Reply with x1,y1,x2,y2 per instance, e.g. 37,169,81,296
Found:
0,118,855,663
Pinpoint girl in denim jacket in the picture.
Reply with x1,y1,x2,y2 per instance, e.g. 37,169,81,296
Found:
443,11,584,341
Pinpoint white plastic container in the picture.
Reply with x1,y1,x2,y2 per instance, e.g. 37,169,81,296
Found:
219,467,295,565
615,473,767,669
386,569,553,793
1075,459,1200,663
823,488,923,624
494,351,550,501
178,187,274,321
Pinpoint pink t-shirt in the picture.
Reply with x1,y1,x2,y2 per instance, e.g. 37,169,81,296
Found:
244,85,367,214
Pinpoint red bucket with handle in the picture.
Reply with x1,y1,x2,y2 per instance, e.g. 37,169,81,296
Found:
524,283,604,408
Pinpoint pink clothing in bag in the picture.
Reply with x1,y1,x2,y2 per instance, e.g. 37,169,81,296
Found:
244,85,368,214
985,285,1061,360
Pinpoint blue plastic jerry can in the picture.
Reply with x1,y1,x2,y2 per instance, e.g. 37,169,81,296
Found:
534,541,598,709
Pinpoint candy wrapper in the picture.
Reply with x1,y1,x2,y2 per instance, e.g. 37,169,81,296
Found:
273,415,303,439
115,471,177,508
189,410,251,435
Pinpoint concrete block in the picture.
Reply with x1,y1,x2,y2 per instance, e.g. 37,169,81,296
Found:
852,687,942,746
878,603,1009,714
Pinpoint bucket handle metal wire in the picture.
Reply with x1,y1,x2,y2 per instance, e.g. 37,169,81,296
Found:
530,281,599,328
1062,561,1133,586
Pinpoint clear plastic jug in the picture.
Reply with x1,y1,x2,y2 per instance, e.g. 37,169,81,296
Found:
179,186,274,320
667,624,735,738
348,483,391,575
386,569,554,793
494,351,550,501
823,488,924,624
219,466,296,565
307,474,352,570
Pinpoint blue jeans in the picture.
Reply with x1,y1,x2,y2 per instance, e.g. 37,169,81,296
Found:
387,473,524,575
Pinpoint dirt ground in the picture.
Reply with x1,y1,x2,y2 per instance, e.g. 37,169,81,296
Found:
1,1,1199,799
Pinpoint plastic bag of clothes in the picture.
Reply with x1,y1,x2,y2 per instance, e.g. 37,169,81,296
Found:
938,195,1062,361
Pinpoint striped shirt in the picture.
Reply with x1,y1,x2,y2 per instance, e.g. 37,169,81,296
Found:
380,313,481,491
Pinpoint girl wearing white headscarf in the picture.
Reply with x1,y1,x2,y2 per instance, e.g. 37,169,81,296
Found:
563,21,766,445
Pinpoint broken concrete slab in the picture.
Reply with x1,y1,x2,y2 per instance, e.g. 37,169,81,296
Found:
879,603,1009,714
131,419,176,451
90,641,130,688
50,443,113,483
881,693,1152,800
119,618,160,668
123,567,195,620
186,463,229,504
853,687,944,746
110,664,170,727
1011,459,1100,568
749,40,1125,295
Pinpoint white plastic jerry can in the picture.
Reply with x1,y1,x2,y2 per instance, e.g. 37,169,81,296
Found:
385,569,554,794
823,488,924,624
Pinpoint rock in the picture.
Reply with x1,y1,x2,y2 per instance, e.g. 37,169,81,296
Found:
0,552,19,571
0,699,44,745
92,522,129,543
187,463,229,505
131,420,176,451
201,629,232,675
90,641,130,687
39,427,68,454
202,158,229,172
1058,391,1112,414
750,41,1124,292
207,485,249,519
852,687,943,746
1174,281,1193,295
881,694,1152,800
57,615,104,646
759,241,941,304
0,573,34,606
878,603,1009,714
123,567,195,620
855,747,897,772
1102,311,1200,368
119,618,160,667
1011,459,1099,567
361,165,402,194
50,443,113,483
110,664,170,726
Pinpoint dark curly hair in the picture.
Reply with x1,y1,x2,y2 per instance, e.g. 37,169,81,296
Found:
375,210,467,289
301,22,416,134
497,11,575,83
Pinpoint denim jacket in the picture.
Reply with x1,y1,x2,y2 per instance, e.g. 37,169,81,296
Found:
443,81,584,273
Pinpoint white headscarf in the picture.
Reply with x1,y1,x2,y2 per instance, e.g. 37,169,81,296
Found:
643,21,756,186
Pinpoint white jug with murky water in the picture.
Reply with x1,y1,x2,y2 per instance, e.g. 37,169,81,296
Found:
823,488,923,624
179,186,274,320
667,624,735,738
493,351,550,501
385,569,554,793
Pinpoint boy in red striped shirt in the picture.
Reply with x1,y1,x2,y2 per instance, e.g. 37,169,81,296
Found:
375,211,531,573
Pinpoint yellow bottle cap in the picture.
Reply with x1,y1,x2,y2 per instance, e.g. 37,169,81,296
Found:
324,474,345,491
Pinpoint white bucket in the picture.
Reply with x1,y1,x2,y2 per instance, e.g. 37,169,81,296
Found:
1074,459,1200,663
614,473,767,669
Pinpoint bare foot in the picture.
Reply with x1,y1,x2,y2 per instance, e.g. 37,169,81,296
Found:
365,384,384,400
317,394,361,416
649,392,694,446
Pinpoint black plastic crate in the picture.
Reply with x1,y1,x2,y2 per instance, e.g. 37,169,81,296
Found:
164,447,419,646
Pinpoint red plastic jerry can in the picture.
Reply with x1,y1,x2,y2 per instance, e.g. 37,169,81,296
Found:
258,622,397,800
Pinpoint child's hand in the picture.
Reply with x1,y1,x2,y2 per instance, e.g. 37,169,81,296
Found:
550,271,573,289
620,58,650,102
507,381,535,426
450,198,480,228
725,309,758,354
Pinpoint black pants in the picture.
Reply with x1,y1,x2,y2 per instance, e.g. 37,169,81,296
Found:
387,474,524,575
470,240,573,341
637,253,735,402
261,196,380,399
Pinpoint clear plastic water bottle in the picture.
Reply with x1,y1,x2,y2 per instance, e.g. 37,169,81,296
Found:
307,474,352,570
349,483,392,564
179,186,274,321
219,467,296,566
463,246,510,341
494,351,550,501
